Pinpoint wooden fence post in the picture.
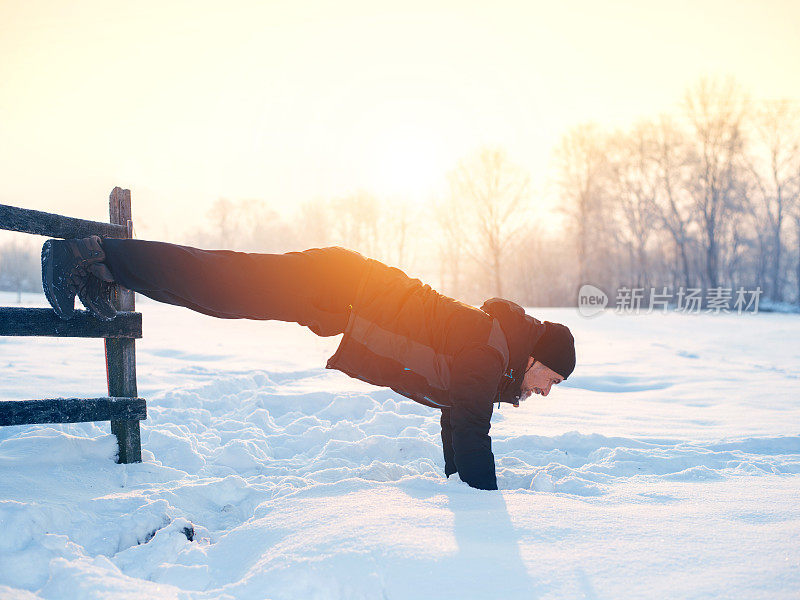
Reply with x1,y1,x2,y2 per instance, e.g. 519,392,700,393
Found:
105,187,142,463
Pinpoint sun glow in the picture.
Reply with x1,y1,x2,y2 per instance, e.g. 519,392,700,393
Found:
2,1,800,236
368,125,450,201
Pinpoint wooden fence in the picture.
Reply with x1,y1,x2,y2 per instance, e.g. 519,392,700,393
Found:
0,187,146,463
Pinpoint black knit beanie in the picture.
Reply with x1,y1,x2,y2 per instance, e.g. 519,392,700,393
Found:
530,321,575,380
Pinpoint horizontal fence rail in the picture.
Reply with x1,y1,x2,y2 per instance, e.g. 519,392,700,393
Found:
0,397,147,426
0,188,146,465
0,204,128,239
0,308,142,338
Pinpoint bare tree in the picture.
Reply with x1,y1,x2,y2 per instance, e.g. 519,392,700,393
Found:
329,191,381,257
683,77,749,289
553,124,610,287
0,238,39,302
510,226,574,306
296,198,333,249
189,198,292,251
447,148,531,298
606,123,660,288
744,100,800,301
649,115,698,288
793,161,800,305
432,190,467,298
379,199,415,270
207,198,237,249
795,214,800,305
297,195,417,271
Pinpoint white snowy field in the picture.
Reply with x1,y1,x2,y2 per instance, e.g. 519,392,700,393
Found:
1,291,799,600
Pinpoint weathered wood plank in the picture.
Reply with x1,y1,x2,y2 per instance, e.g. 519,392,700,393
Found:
108,188,136,311
0,397,147,426
0,307,142,338
0,204,127,239
1,187,148,465
110,418,142,464
106,187,142,464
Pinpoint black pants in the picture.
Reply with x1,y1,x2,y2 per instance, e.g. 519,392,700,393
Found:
101,239,369,337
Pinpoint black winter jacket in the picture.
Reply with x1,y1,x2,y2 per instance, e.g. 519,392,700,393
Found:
326,257,543,490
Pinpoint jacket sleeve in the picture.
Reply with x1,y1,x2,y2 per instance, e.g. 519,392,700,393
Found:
441,344,504,490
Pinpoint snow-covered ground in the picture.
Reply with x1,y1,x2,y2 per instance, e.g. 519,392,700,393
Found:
1,291,799,599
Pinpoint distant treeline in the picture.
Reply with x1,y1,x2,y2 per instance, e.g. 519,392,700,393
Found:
551,77,800,310
0,238,40,302
187,77,800,309
3,77,799,309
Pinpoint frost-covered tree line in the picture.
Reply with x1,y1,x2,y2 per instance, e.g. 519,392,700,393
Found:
553,77,800,308
2,77,798,308
186,148,534,306
188,78,800,308
0,237,39,301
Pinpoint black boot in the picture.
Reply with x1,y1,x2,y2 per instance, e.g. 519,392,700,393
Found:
41,235,118,321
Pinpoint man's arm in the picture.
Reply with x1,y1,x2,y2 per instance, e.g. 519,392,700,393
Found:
440,408,457,477
440,344,503,490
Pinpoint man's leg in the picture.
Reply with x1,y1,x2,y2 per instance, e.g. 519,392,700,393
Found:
101,239,368,336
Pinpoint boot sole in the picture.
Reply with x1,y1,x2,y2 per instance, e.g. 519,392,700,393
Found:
77,288,118,321
41,240,74,320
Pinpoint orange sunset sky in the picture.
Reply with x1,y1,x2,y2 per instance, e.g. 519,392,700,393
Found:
1,0,799,241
